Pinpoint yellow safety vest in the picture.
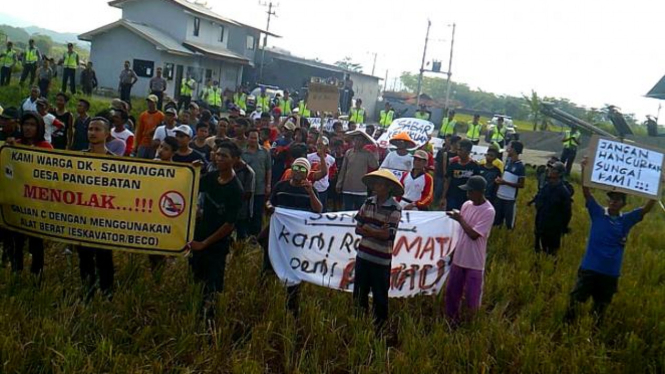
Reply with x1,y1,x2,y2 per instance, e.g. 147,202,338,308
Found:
491,126,507,142
379,109,394,127
233,93,247,110
206,88,222,107
563,129,581,148
349,107,365,123
181,78,194,96
298,101,311,117
278,98,292,114
25,48,39,63
439,118,456,136
415,111,430,120
1,49,16,67
466,122,482,141
63,52,78,69
257,95,270,112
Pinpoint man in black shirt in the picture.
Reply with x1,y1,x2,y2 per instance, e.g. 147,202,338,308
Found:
190,140,243,318
533,161,572,256
172,125,207,165
442,139,480,210
265,157,322,316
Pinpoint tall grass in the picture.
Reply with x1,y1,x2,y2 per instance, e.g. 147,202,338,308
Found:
0,171,663,373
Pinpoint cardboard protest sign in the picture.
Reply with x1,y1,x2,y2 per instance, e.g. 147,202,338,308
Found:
269,208,459,297
471,145,488,162
584,136,664,199
0,146,199,255
377,118,435,150
307,82,340,113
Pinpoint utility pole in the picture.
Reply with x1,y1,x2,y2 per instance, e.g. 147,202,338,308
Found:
259,1,278,82
443,23,456,114
371,52,377,76
416,20,431,108
384,69,389,93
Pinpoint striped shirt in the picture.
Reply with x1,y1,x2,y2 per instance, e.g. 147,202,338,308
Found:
354,196,402,266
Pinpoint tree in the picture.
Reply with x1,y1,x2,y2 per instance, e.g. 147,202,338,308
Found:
523,90,541,131
334,57,363,73
31,34,53,57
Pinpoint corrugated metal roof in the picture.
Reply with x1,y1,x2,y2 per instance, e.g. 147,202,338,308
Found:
79,20,193,56
108,0,280,37
183,41,252,65
267,50,382,80
646,75,665,100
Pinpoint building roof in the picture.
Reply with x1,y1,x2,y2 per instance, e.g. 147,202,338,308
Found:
646,74,665,100
182,41,252,65
267,49,382,80
108,0,280,37
78,19,194,56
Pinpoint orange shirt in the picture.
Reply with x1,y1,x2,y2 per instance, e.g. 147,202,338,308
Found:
135,110,165,147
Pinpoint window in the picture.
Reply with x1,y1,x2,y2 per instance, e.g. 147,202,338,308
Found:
163,63,174,80
193,17,200,37
246,35,255,50
219,25,225,42
133,59,154,78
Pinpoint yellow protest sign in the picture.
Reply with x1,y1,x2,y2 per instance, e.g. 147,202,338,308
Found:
0,145,199,255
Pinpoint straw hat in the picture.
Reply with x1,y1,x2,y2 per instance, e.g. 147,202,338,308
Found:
389,131,416,148
345,129,375,145
362,169,404,196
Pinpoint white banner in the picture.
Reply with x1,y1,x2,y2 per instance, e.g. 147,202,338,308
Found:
268,208,459,297
471,145,489,162
377,118,435,150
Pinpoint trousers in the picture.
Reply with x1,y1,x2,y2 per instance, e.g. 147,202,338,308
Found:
445,263,484,322
353,257,391,328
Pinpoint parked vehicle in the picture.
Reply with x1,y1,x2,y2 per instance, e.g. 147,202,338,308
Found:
485,115,519,143
246,85,284,112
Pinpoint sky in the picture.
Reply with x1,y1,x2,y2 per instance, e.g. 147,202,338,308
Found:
3,0,665,120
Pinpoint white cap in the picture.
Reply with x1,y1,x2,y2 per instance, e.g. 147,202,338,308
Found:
173,124,193,137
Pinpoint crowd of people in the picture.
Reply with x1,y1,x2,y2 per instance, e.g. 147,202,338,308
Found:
0,54,659,333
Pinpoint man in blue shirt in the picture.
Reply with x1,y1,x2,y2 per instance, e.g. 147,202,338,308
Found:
564,158,656,323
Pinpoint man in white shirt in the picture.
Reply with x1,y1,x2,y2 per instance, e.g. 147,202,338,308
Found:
35,99,63,144
381,131,415,172
20,86,41,115
152,107,178,148
307,136,337,212
398,150,434,210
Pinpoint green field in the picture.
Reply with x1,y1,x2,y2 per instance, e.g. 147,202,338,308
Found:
0,172,663,373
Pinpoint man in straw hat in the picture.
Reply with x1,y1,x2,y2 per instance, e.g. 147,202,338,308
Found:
354,169,403,331
380,131,415,172
336,129,378,211
445,175,496,324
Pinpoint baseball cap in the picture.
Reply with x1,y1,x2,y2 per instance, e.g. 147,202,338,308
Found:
0,107,19,120
550,161,566,174
165,107,177,116
173,125,193,137
459,175,487,192
413,150,429,160
146,94,159,103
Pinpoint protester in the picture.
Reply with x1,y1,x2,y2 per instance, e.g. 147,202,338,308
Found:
336,130,379,210
232,118,249,150
442,139,480,210
80,62,98,96
36,59,53,98
36,99,64,145
271,120,296,187
189,140,243,319
478,147,503,203
20,86,41,116
494,141,525,229
307,136,337,211
206,117,230,148
233,153,256,240
532,161,572,256
445,175,496,323
20,39,40,86
172,125,207,164
564,158,656,323
190,123,212,161
398,150,433,210
380,132,415,172
110,109,135,156
0,107,20,143
77,116,116,300
265,157,322,316
60,43,78,94
354,169,403,330
50,92,75,150
134,95,164,159
149,67,167,110
118,61,138,102
152,107,179,148
434,135,460,205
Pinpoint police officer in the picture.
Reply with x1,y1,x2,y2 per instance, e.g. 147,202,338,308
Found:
277,90,293,115
0,41,17,86
20,39,41,86
205,81,223,115
60,43,79,94
491,117,507,151
560,125,581,176
415,104,430,121
439,109,457,137
466,114,483,145
349,98,366,124
256,87,270,113
233,86,247,111
178,72,196,111
379,102,394,128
